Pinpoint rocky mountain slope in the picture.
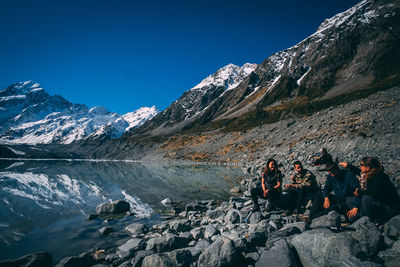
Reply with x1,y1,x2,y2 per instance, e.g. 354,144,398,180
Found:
124,0,399,140
0,81,158,145
132,63,257,136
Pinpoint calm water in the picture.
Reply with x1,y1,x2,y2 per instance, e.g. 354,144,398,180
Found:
0,160,249,263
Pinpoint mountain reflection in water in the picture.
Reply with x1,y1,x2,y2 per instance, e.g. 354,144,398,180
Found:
0,160,249,263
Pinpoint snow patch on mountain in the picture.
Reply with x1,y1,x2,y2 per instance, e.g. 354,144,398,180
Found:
123,106,159,132
191,63,257,91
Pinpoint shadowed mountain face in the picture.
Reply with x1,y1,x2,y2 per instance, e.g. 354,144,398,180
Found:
125,0,400,138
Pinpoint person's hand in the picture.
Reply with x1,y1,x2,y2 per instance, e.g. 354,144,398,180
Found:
339,162,348,168
285,184,293,189
263,189,269,198
274,184,280,189
323,198,330,209
353,188,359,196
347,207,358,219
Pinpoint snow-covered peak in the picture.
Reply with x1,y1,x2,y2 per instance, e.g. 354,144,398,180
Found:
123,106,159,132
191,63,257,91
0,82,159,144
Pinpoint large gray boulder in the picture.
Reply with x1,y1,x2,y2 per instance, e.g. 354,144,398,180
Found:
341,256,382,267
117,238,146,258
55,253,95,267
384,215,400,240
256,239,299,267
291,228,361,267
169,219,191,232
95,200,130,215
145,234,189,253
224,209,241,224
142,254,173,267
131,250,154,267
0,252,52,267
206,209,225,220
377,249,400,267
165,249,192,267
310,211,341,229
198,236,241,267
349,216,381,257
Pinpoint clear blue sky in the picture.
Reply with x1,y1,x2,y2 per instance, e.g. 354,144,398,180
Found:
0,0,360,114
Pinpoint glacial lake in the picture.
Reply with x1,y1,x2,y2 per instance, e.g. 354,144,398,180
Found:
0,159,250,263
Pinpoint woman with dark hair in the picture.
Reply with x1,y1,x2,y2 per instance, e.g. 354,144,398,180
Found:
250,158,283,211
340,157,400,223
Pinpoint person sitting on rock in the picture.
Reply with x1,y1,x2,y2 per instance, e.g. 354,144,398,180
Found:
250,158,283,212
302,162,360,222
313,148,333,166
284,160,319,214
339,157,400,224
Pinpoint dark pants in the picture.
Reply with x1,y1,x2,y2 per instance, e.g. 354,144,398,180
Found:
360,195,398,224
250,187,282,210
310,193,359,220
287,188,317,211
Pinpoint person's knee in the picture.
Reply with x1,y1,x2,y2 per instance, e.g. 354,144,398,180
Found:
361,195,373,204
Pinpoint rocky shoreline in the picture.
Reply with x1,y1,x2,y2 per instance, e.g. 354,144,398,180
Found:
3,177,400,267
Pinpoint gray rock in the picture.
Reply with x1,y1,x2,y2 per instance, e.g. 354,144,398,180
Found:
125,223,147,236
118,238,146,258
169,219,191,232
224,209,241,224
206,209,225,220
0,252,52,267
246,231,267,247
384,215,400,239
349,216,381,257
340,256,382,267
198,236,241,267
245,252,260,262
377,249,400,267
142,254,173,267
311,210,341,229
96,200,130,215
55,253,95,267
204,224,219,239
190,227,204,240
291,229,361,267
256,239,299,267
392,240,400,253
99,226,114,235
131,250,154,267
145,235,189,253
179,231,193,240
249,211,263,224
280,221,310,233
165,249,192,267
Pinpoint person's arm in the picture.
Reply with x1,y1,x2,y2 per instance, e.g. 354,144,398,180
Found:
322,175,332,199
274,172,283,189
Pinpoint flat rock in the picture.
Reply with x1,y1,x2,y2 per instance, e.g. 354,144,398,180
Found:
310,210,341,229
256,239,299,267
291,228,361,267
145,235,189,253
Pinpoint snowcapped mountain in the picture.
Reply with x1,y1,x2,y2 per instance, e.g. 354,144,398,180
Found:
169,0,400,131
132,63,257,136
0,81,158,144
